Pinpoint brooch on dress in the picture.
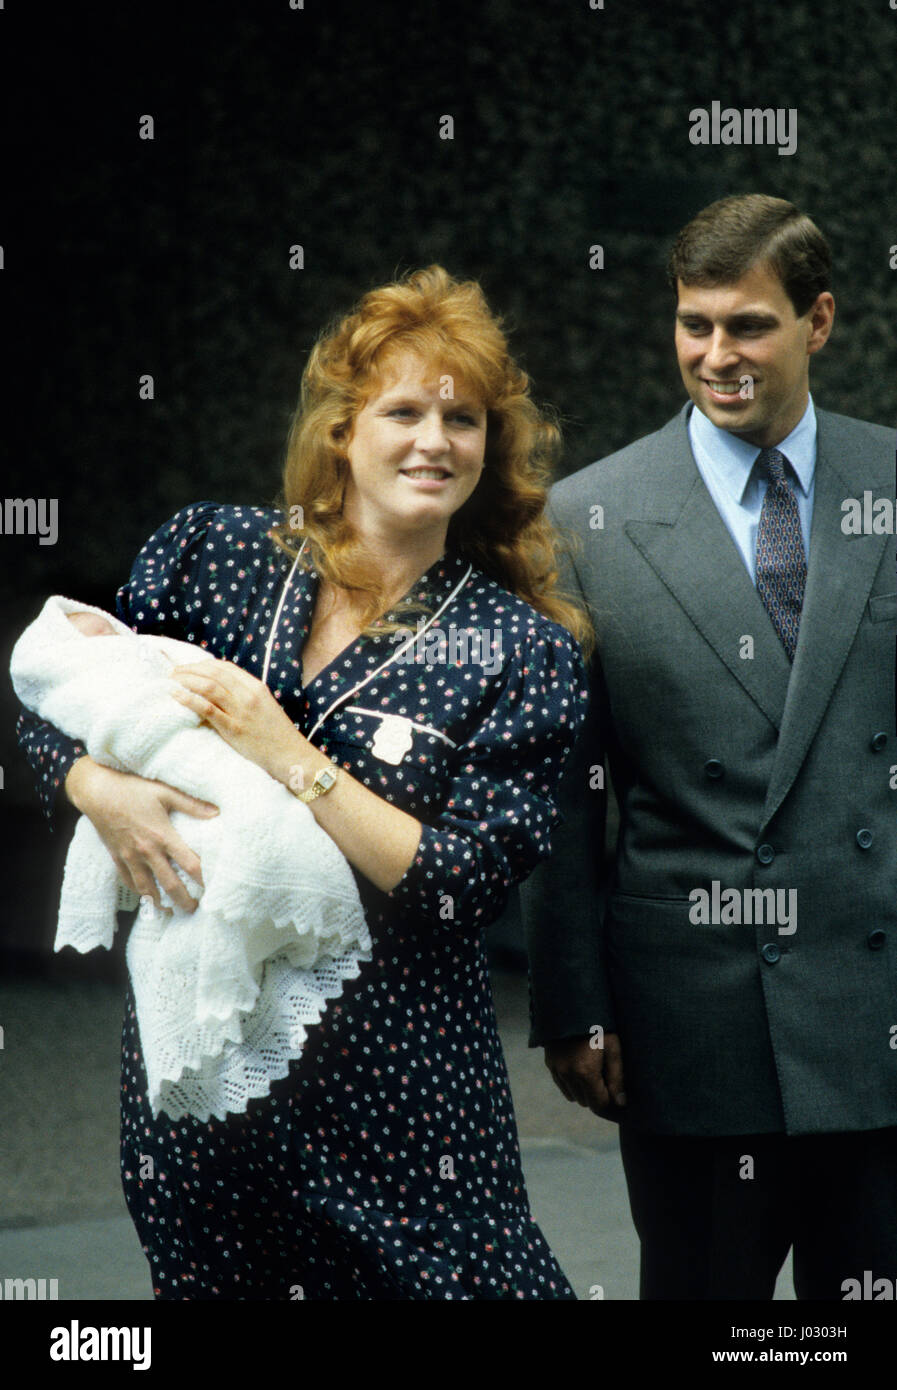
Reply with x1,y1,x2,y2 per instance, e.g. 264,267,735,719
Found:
371,714,414,765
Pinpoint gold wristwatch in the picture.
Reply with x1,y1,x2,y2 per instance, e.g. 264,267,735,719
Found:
294,764,339,803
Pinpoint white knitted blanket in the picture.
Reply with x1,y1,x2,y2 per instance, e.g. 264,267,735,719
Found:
10,595,372,1121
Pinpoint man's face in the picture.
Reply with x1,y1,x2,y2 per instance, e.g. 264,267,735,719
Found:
674,261,834,448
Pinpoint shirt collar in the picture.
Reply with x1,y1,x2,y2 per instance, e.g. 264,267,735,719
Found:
688,395,818,502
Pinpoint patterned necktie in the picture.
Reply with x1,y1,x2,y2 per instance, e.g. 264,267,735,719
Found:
754,448,806,661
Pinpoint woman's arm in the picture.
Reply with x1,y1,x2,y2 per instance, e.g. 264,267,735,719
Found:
271,737,422,893
14,503,221,835
16,706,88,831
169,661,421,892
64,756,220,913
16,663,218,911
22,501,229,907
168,618,589,912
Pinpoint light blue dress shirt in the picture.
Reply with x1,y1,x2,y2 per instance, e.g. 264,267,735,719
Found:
688,396,817,583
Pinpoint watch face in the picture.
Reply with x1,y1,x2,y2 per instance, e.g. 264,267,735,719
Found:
318,768,336,790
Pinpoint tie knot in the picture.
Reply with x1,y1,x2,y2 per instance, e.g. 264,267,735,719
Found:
757,447,790,486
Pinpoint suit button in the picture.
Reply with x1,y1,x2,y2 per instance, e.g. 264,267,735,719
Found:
761,943,781,964
856,828,873,850
871,732,888,751
756,843,775,865
867,929,886,950
704,759,724,779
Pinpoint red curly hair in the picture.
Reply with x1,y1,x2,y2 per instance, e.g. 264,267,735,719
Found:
270,265,593,654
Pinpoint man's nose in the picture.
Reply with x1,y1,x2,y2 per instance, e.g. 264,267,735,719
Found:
702,330,740,372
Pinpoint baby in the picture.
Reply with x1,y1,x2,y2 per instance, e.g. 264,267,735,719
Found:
11,595,371,1121
67,610,123,637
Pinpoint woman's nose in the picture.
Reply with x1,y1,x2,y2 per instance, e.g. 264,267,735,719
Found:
415,411,450,451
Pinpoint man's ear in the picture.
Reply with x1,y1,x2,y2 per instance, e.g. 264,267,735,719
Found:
806,292,835,356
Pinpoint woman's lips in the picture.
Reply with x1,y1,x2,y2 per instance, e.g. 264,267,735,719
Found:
399,467,453,487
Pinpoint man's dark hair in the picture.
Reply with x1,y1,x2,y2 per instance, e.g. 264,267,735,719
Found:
667,194,832,317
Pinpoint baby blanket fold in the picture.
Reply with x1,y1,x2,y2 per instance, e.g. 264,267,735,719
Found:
10,594,372,1121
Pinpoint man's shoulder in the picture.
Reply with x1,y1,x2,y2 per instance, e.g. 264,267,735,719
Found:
550,407,690,520
551,406,895,521
815,407,894,454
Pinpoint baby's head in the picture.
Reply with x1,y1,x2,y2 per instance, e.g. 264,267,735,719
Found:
67,611,116,637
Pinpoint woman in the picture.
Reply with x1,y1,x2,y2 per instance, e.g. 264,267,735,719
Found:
17,265,592,1300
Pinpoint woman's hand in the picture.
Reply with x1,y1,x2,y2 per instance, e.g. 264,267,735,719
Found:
169,659,302,779
169,657,423,894
65,757,219,914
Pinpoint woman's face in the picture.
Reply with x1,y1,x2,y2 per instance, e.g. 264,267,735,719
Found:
341,349,487,548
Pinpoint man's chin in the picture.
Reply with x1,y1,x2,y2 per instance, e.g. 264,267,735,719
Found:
694,397,760,436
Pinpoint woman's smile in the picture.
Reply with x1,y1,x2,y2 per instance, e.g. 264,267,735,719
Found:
342,349,486,542
399,465,453,486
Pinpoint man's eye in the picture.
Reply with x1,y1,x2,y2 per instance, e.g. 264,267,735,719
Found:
450,413,477,426
388,407,416,418
680,321,710,334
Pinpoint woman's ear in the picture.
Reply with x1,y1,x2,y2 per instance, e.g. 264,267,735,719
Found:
331,414,355,449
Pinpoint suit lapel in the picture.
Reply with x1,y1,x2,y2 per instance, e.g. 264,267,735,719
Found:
624,409,792,730
760,411,891,826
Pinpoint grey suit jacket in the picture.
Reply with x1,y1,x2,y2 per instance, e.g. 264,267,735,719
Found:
522,403,896,1136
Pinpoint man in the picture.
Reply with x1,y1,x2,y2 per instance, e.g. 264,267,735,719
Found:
523,194,896,1300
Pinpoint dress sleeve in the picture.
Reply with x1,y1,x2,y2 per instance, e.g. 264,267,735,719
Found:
15,708,87,833
385,621,590,933
14,501,222,831
114,499,223,637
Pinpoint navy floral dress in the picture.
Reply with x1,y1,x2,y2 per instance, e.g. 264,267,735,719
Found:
17,501,589,1300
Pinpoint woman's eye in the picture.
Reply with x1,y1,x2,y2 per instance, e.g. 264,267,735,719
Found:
450,413,477,426
388,407,416,418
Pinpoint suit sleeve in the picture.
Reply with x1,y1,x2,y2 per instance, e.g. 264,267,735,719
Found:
520,506,616,1044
